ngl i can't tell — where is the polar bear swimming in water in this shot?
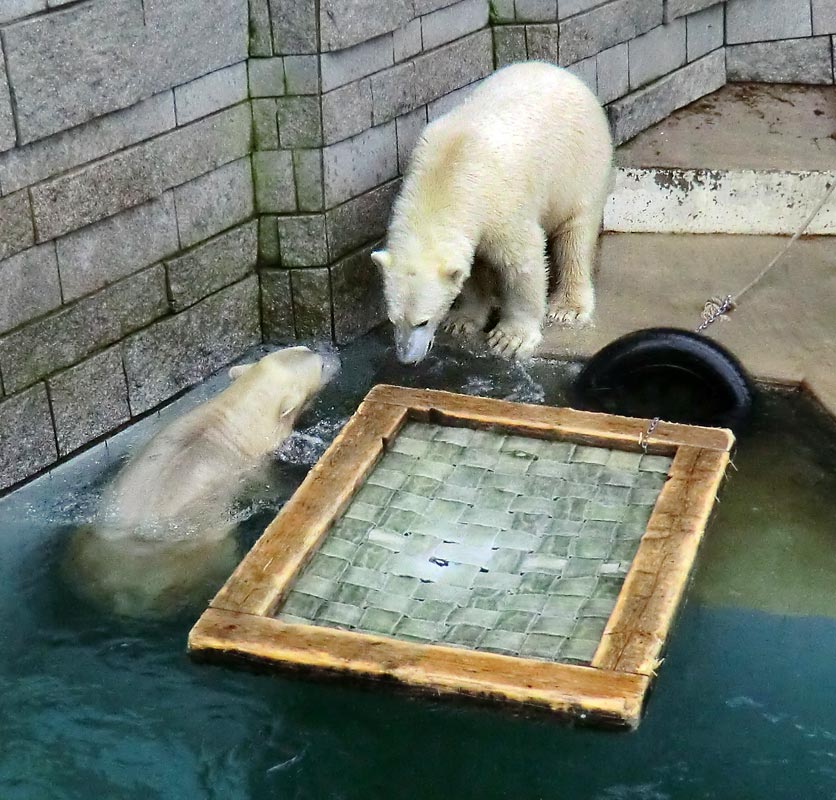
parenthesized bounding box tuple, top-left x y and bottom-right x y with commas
(372, 61, 613, 363)
(65, 346, 339, 619)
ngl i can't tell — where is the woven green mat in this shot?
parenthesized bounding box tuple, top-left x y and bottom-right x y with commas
(276, 422, 672, 664)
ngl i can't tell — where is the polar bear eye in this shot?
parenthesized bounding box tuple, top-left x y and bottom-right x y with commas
(416, 320, 429, 328)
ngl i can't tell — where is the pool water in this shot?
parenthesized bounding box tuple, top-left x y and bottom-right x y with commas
(3, 330, 836, 799)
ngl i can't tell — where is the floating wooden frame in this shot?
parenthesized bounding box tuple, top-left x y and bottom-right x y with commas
(188, 385, 733, 729)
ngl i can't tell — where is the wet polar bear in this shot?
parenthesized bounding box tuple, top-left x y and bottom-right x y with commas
(372, 61, 613, 363)
(65, 346, 338, 619)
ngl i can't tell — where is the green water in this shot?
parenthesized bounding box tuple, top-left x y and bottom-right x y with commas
(2, 330, 836, 799)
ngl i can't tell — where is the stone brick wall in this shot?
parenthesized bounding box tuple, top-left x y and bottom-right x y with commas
(0, 0, 258, 491)
(250, 0, 494, 347)
(1, 0, 833, 492)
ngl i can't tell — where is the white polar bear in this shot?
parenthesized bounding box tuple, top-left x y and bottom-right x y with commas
(372, 61, 613, 363)
(64, 346, 339, 618)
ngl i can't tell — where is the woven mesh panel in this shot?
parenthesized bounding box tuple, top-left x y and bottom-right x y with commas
(275, 422, 672, 664)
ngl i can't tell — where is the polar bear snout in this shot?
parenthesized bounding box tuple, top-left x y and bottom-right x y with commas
(394, 321, 435, 364)
(318, 350, 341, 385)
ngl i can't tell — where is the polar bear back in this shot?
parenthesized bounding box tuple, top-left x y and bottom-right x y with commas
(402, 62, 613, 238)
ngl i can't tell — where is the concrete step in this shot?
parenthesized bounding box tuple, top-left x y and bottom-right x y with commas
(540, 231, 836, 415)
(604, 84, 836, 236)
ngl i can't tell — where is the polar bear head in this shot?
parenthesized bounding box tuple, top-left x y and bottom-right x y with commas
(228, 346, 340, 427)
(371, 241, 469, 365)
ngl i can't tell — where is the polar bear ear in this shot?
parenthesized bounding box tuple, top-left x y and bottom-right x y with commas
(443, 264, 467, 287)
(229, 363, 254, 380)
(371, 250, 392, 270)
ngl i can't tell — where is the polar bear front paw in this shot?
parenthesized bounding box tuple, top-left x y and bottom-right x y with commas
(487, 322, 542, 360)
(443, 309, 483, 339)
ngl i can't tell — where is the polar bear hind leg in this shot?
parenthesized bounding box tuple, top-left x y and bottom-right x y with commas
(548, 208, 600, 325)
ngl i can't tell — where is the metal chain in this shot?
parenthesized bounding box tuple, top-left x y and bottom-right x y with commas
(639, 417, 660, 453)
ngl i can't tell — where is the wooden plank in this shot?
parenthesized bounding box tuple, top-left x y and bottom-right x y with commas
(366, 385, 735, 453)
(591, 446, 730, 676)
(208, 401, 407, 616)
(189, 607, 650, 729)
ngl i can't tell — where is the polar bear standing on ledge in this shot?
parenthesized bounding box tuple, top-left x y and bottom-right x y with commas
(372, 62, 613, 363)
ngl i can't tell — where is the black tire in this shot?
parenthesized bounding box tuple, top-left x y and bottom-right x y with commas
(573, 328, 754, 433)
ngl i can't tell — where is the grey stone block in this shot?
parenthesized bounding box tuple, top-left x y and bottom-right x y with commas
(258, 216, 281, 266)
(252, 99, 280, 149)
(0, 92, 175, 195)
(427, 80, 484, 120)
(261, 269, 296, 342)
(249, 0, 273, 56)
(0, 244, 61, 336)
(277, 96, 323, 148)
(686, 3, 724, 61)
(0, 41, 15, 154)
(249, 57, 286, 97)
(415, 0, 461, 12)
(0, 265, 168, 394)
(664, 0, 721, 22)
(30, 104, 250, 241)
(493, 26, 528, 68)
(334, 247, 387, 342)
(166, 220, 258, 310)
(278, 215, 329, 267)
(290, 269, 333, 340)
(0, 384, 56, 491)
(0, 191, 35, 261)
(0, 1, 46, 25)
(142, 0, 249, 97)
(421, 0, 490, 51)
(253, 150, 297, 213)
(174, 63, 248, 125)
(813, 0, 836, 34)
(525, 24, 559, 62)
(560, 0, 662, 65)
(371, 63, 417, 125)
(320, 33, 395, 93)
(727, 37, 834, 84)
(320, 0, 413, 52)
(123, 276, 260, 415)
(558, 0, 601, 19)
(284, 55, 320, 95)
(48, 347, 130, 456)
(293, 149, 325, 212)
(174, 157, 255, 249)
(608, 48, 725, 144)
(2, 0, 143, 144)
(331, 244, 386, 343)
(726, 0, 812, 44)
(322, 121, 398, 207)
(4, 0, 247, 144)
(596, 42, 629, 104)
(628, 19, 686, 90)
(413, 30, 493, 106)
(270, 0, 317, 54)
(394, 18, 423, 62)
(56, 194, 178, 302)
(489, 0, 515, 22)
(514, 0, 557, 22)
(326, 179, 400, 260)
(396, 107, 428, 172)
(566, 56, 598, 93)
(322, 79, 374, 144)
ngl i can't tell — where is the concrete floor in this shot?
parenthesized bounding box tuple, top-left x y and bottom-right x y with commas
(540, 232, 836, 415)
(616, 83, 836, 172)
